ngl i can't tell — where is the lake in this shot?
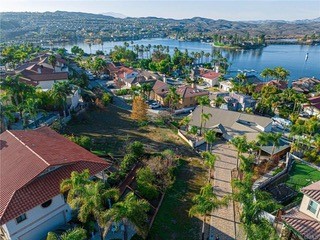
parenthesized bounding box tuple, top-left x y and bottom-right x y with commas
(50, 38, 320, 81)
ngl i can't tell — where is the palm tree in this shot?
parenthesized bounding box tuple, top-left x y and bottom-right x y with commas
(214, 96, 225, 108)
(230, 136, 250, 170)
(164, 87, 181, 110)
(201, 112, 212, 131)
(204, 129, 216, 151)
(268, 132, 282, 160)
(257, 132, 270, 162)
(189, 184, 229, 240)
(48, 55, 57, 72)
(51, 81, 72, 117)
(179, 116, 190, 129)
(201, 151, 218, 182)
(236, 72, 247, 85)
(61, 170, 120, 240)
(21, 98, 41, 128)
(47, 228, 87, 240)
(260, 68, 273, 81)
(103, 192, 150, 240)
(196, 95, 210, 135)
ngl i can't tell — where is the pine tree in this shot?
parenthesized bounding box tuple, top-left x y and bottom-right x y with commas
(131, 96, 148, 122)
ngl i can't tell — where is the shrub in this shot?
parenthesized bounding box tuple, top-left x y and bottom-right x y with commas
(115, 89, 129, 96)
(120, 153, 137, 172)
(68, 135, 92, 150)
(101, 92, 113, 106)
(127, 141, 145, 158)
(136, 167, 159, 200)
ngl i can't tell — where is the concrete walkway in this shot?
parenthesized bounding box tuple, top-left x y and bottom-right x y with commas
(208, 141, 244, 240)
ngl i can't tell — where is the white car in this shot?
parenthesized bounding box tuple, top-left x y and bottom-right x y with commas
(149, 102, 160, 109)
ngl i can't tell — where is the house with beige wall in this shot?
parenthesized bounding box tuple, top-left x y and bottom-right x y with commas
(281, 180, 320, 240)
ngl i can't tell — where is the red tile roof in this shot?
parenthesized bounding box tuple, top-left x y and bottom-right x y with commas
(309, 96, 320, 104)
(301, 181, 320, 202)
(199, 69, 220, 80)
(0, 127, 109, 224)
(282, 207, 320, 240)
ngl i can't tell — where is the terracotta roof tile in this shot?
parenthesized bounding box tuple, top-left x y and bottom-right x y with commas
(301, 181, 320, 202)
(282, 207, 320, 240)
(0, 127, 109, 224)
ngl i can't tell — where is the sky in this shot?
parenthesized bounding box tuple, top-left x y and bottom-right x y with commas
(1, 0, 320, 21)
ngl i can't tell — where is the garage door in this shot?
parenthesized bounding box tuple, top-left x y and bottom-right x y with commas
(19, 212, 66, 240)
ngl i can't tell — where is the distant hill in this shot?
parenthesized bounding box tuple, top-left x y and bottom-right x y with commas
(101, 12, 127, 19)
(0, 11, 319, 43)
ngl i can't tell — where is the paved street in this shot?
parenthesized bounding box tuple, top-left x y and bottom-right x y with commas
(208, 141, 244, 240)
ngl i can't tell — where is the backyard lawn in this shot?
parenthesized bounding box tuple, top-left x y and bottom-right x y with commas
(65, 105, 207, 239)
(285, 160, 320, 192)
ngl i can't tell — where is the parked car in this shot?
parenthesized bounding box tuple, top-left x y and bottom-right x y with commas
(149, 102, 160, 109)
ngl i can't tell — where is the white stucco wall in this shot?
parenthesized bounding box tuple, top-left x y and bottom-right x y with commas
(300, 195, 320, 221)
(67, 89, 81, 110)
(37, 79, 68, 90)
(2, 194, 72, 240)
(256, 123, 272, 132)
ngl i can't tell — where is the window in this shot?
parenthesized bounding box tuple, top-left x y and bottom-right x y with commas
(41, 199, 52, 208)
(307, 200, 318, 214)
(16, 213, 27, 223)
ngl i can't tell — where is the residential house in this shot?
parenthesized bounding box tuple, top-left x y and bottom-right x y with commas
(219, 80, 233, 92)
(0, 127, 109, 240)
(303, 96, 320, 118)
(255, 80, 288, 92)
(150, 80, 169, 105)
(281, 180, 320, 240)
(189, 106, 273, 141)
(199, 68, 220, 87)
(14, 54, 69, 91)
(209, 92, 256, 111)
(188, 106, 290, 157)
(176, 86, 209, 108)
(226, 92, 257, 111)
(292, 77, 320, 94)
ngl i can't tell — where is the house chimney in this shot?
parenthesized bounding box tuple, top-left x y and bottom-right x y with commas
(124, 72, 127, 79)
(191, 82, 196, 89)
(163, 74, 166, 83)
(37, 68, 42, 74)
(215, 66, 219, 73)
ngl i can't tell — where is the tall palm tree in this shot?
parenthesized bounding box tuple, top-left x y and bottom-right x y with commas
(103, 192, 150, 240)
(204, 129, 216, 151)
(230, 136, 250, 170)
(51, 81, 72, 117)
(257, 132, 270, 162)
(196, 95, 210, 135)
(164, 87, 181, 110)
(189, 184, 229, 240)
(201, 151, 218, 182)
(201, 112, 212, 132)
(61, 170, 120, 240)
(269, 132, 282, 160)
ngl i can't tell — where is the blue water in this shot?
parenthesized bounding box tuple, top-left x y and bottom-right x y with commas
(50, 38, 320, 81)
